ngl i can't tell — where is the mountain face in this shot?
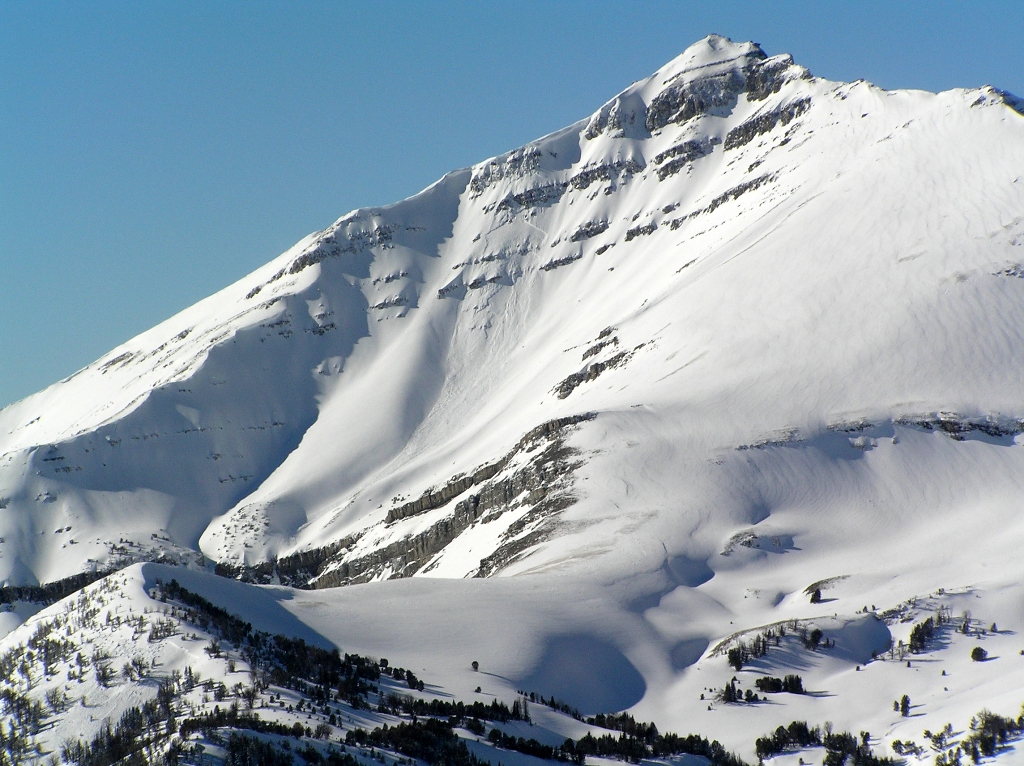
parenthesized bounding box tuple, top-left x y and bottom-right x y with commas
(2, 35, 1024, 763)
(3, 35, 1022, 590)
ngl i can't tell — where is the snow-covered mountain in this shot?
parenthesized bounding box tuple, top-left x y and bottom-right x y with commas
(3, 35, 1024, 765)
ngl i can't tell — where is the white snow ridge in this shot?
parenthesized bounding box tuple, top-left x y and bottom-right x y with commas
(3, 35, 1024, 766)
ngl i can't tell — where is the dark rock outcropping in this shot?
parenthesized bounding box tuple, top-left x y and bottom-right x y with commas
(647, 69, 746, 133)
(495, 182, 568, 213)
(569, 220, 609, 242)
(895, 414, 1024, 440)
(287, 223, 398, 276)
(653, 137, 718, 181)
(386, 413, 596, 525)
(568, 159, 644, 191)
(470, 147, 543, 197)
(318, 413, 596, 586)
(724, 98, 811, 150)
(645, 49, 806, 134)
(625, 223, 657, 242)
(668, 173, 778, 229)
(555, 351, 631, 398)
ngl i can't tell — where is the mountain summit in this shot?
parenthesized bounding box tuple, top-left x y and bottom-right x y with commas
(3, 34, 1024, 590)
(2, 36, 1023, 589)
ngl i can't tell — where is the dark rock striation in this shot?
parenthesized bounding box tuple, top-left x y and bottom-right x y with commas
(541, 254, 583, 272)
(318, 413, 596, 585)
(653, 137, 718, 181)
(744, 55, 805, 101)
(470, 148, 543, 197)
(647, 69, 747, 133)
(724, 98, 811, 150)
(495, 182, 568, 213)
(645, 49, 806, 134)
(288, 224, 398, 276)
(625, 223, 657, 242)
(569, 220, 610, 243)
(555, 352, 631, 398)
(386, 413, 596, 525)
(895, 414, 1024, 440)
(568, 159, 644, 191)
(668, 173, 778, 229)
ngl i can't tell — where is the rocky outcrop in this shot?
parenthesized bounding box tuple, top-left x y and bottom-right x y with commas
(369, 296, 408, 310)
(703, 173, 778, 214)
(994, 263, 1024, 278)
(213, 536, 360, 587)
(645, 51, 807, 134)
(581, 336, 618, 361)
(568, 159, 644, 192)
(724, 98, 811, 150)
(895, 414, 1024, 440)
(386, 470, 496, 524)
(668, 173, 778, 228)
(653, 137, 718, 180)
(437, 281, 462, 299)
(646, 70, 747, 132)
(541, 254, 583, 272)
(316, 505, 484, 586)
(316, 413, 596, 586)
(569, 220, 609, 242)
(744, 55, 806, 101)
(555, 351, 630, 398)
(475, 491, 578, 578)
(495, 182, 568, 213)
(585, 94, 648, 140)
(470, 147, 543, 197)
(971, 86, 1024, 116)
(385, 413, 596, 525)
(287, 223, 398, 275)
(625, 223, 657, 242)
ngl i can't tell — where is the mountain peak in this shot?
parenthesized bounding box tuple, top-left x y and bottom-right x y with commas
(652, 34, 768, 82)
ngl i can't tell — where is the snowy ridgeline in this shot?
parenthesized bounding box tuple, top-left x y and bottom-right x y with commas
(1, 32, 1024, 765)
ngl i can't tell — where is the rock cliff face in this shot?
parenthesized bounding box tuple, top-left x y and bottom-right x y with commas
(1, 34, 1023, 602)
(216, 413, 596, 588)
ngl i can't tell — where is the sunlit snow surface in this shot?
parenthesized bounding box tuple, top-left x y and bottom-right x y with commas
(2, 35, 1024, 762)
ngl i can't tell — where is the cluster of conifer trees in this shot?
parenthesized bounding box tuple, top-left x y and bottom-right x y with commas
(754, 674, 804, 694)
(754, 722, 893, 765)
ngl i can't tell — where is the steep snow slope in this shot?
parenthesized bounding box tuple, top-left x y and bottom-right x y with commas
(3, 36, 1023, 592)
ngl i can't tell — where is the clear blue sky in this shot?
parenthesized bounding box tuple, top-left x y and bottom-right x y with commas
(2, 1, 1022, 409)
